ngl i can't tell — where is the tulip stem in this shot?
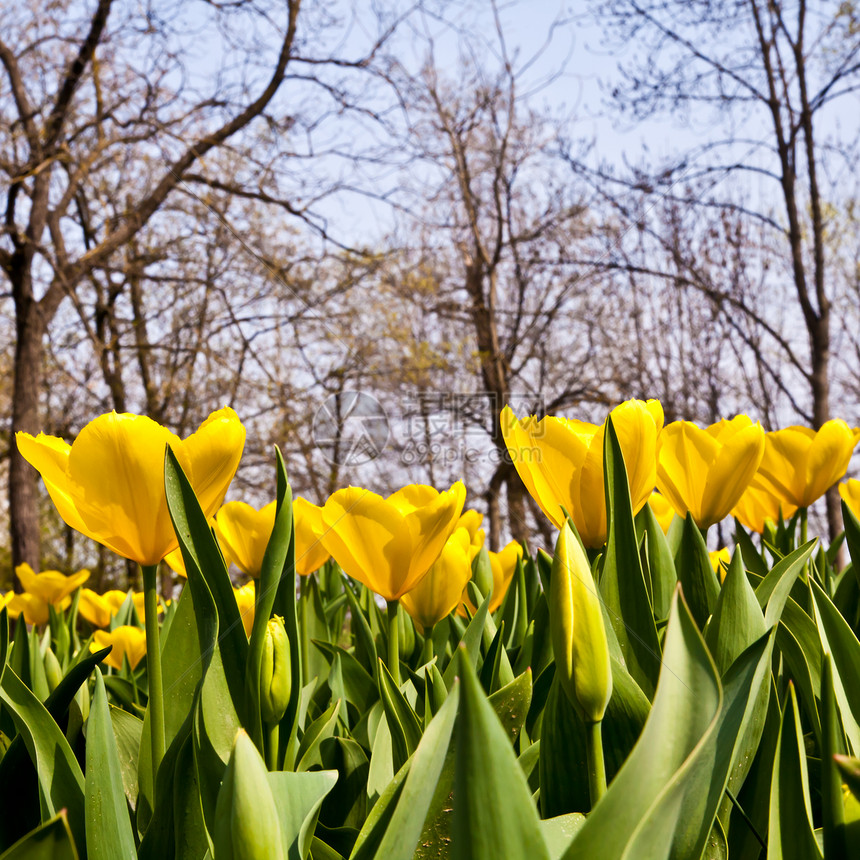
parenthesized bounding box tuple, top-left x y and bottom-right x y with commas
(387, 600, 401, 686)
(585, 719, 606, 808)
(142, 563, 165, 796)
(265, 722, 280, 771)
(421, 624, 435, 665)
(299, 576, 310, 684)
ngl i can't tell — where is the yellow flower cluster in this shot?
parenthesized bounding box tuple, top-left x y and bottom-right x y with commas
(10, 401, 860, 661)
(502, 402, 859, 540)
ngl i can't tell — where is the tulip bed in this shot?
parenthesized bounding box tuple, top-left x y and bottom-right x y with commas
(2, 403, 860, 859)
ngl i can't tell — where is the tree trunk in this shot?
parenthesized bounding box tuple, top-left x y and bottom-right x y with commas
(9, 291, 46, 572)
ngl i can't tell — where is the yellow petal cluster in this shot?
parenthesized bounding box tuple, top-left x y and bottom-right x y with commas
(657, 416, 765, 528)
(78, 588, 161, 628)
(321, 481, 466, 601)
(647, 491, 676, 534)
(732, 474, 798, 533)
(17, 408, 245, 566)
(501, 399, 664, 547)
(754, 420, 858, 509)
(401, 527, 473, 631)
(215, 500, 276, 578)
(92, 625, 147, 670)
(293, 498, 331, 576)
(234, 582, 256, 638)
(16, 563, 89, 604)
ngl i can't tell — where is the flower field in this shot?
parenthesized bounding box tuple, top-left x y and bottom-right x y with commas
(3, 400, 860, 858)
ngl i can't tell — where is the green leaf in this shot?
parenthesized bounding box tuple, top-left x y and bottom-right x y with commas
(820, 655, 848, 859)
(85, 671, 136, 858)
(562, 589, 721, 860)
(442, 590, 490, 690)
(767, 686, 822, 860)
(268, 770, 338, 860)
(541, 814, 586, 860)
(342, 582, 378, 679)
(377, 659, 422, 774)
(809, 576, 860, 754)
(297, 701, 341, 773)
(754, 541, 816, 625)
(452, 650, 549, 860)
(600, 417, 661, 698)
(313, 641, 377, 714)
(487, 669, 532, 743)
(109, 706, 143, 813)
(705, 547, 767, 675)
(164, 447, 248, 717)
(635, 503, 677, 621)
(372, 685, 459, 860)
(0, 669, 85, 852)
(0, 811, 78, 860)
(673, 513, 720, 630)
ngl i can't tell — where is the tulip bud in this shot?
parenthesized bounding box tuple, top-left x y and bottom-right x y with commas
(549, 522, 612, 723)
(213, 729, 286, 860)
(43, 647, 63, 693)
(471, 546, 494, 603)
(260, 615, 291, 725)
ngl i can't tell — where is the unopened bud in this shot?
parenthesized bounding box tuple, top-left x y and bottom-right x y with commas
(43, 647, 63, 693)
(471, 547, 494, 603)
(260, 615, 291, 724)
(550, 522, 612, 723)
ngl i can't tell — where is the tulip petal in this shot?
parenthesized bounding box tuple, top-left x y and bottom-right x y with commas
(803, 419, 856, 506)
(610, 400, 662, 514)
(182, 407, 246, 517)
(16, 432, 89, 533)
(215, 500, 276, 578)
(487, 540, 523, 613)
(657, 423, 719, 522)
(322, 487, 413, 601)
(701, 423, 764, 527)
(66, 412, 187, 566)
(756, 426, 814, 506)
(402, 481, 466, 593)
(293, 497, 330, 576)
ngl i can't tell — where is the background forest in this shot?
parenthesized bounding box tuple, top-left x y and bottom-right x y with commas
(2, 0, 859, 588)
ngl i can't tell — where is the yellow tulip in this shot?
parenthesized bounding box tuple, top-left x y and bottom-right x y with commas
(732, 474, 798, 533)
(17, 408, 245, 567)
(4, 592, 70, 625)
(656, 415, 765, 528)
(234, 582, 255, 638)
(459, 540, 523, 615)
(78, 588, 160, 627)
(457, 509, 486, 561)
(214, 500, 276, 578)
(15, 563, 89, 604)
(709, 548, 731, 582)
(401, 527, 473, 631)
(754, 420, 859, 509)
(163, 546, 188, 578)
(501, 399, 664, 547)
(321, 481, 466, 601)
(840, 479, 860, 520)
(647, 491, 676, 534)
(92, 625, 147, 670)
(293, 498, 331, 576)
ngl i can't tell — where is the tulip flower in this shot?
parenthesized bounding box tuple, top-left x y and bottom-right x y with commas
(457, 509, 486, 560)
(709, 548, 731, 582)
(754, 420, 859, 509)
(214, 500, 276, 578)
(501, 399, 664, 547)
(647, 491, 676, 534)
(656, 415, 765, 529)
(4, 592, 68, 625)
(78, 588, 161, 628)
(732, 474, 798, 533)
(401, 527, 473, 633)
(459, 540, 523, 616)
(321, 481, 466, 602)
(234, 582, 255, 638)
(92, 625, 147, 670)
(293, 498, 331, 576)
(16, 563, 89, 605)
(17, 407, 245, 567)
(840, 479, 860, 521)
